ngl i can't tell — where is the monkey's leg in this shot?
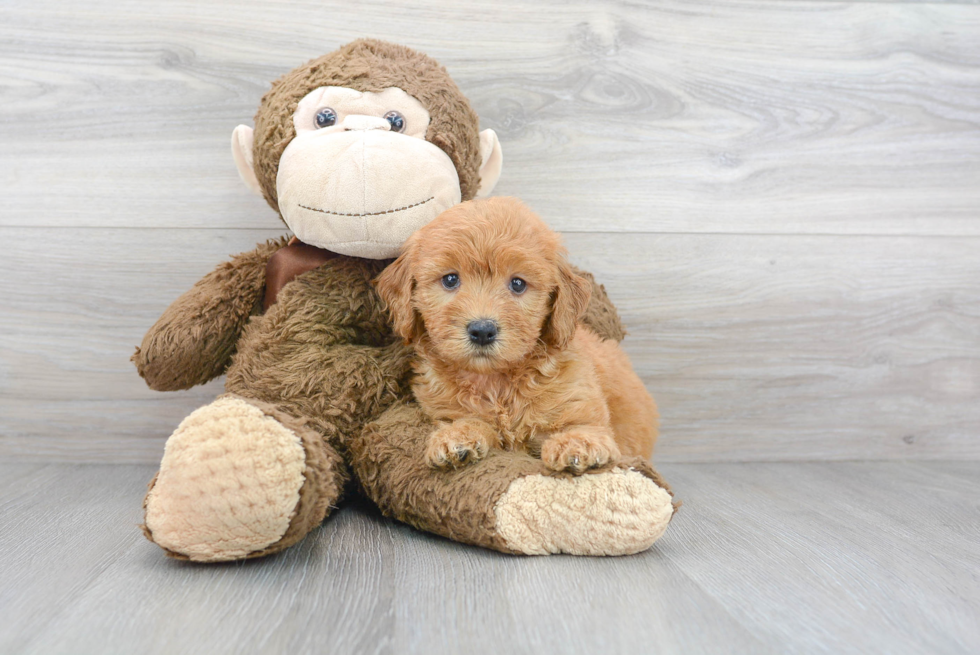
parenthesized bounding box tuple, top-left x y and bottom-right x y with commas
(141, 394, 346, 562)
(351, 401, 677, 556)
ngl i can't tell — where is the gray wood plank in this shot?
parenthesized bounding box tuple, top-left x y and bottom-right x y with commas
(587, 232, 980, 462)
(1, 1, 978, 235)
(0, 465, 772, 655)
(0, 465, 154, 654)
(2, 463, 977, 654)
(0, 463, 49, 493)
(659, 461, 980, 654)
(2, 227, 977, 463)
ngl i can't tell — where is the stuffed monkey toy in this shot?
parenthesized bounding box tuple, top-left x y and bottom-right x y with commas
(135, 39, 676, 562)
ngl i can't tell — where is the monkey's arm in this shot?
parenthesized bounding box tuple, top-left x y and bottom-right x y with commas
(133, 237, 288, 391)
(574, 267, 627, 342)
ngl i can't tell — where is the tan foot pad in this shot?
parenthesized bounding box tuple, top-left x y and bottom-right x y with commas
(143, 396, 306, 562)
(493, 467, 673, 556)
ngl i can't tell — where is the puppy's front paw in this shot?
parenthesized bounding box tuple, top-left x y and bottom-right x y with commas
(425, 420, 498, 469)
(540, 429, 621, 474)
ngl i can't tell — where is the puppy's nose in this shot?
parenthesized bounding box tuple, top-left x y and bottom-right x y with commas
(467, 319, 498, 346)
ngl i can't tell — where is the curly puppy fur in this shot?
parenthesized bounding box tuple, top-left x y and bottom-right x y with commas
(375, 197, 659, 473)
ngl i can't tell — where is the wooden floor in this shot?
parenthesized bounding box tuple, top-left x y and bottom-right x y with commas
(0, 462, 977, 655)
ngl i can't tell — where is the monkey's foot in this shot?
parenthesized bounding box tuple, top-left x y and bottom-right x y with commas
(355, 401, 676, 557)
(492, 465, 675, 556)
(142, 395, 344, 562)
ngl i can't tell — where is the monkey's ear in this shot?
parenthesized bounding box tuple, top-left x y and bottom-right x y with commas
(475, 129, 503, 198)
(541, 258, 592, 349)
(231, 125, 264, 197)
(374, 250, 425, 343)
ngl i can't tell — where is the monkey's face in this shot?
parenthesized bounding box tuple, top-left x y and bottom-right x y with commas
(274, 87, 463, 259)
(232, 54, 503, 260)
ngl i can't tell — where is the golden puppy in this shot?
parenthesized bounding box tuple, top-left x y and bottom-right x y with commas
(375, 197, 658, 473)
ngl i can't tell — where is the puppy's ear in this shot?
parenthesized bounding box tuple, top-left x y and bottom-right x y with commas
(374, 249, 424, 343)
(542, 258, 592, 348)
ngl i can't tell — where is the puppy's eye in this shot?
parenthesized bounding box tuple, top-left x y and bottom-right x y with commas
(315, 107, 337, 128)
(509, 277, 527, 294)
(384, 111, 406, 133)
(442, 273, 460, 290)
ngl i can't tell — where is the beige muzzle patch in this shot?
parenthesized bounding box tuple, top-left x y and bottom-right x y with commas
(276, 129, 461, 258)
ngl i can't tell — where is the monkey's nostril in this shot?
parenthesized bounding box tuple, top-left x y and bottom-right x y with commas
(467, 319, 498, 346)
(342, 114, 391, 132)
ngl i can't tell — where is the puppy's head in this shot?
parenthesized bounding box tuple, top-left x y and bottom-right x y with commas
(375, 197, 591, 372)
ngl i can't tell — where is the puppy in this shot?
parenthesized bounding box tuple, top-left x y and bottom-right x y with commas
(375, 197, 658, 473)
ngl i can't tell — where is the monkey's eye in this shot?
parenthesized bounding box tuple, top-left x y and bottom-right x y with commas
(442, 273, 460, 290)
(509, 278, 527, 294)
(384, 111, 406, 133)
(314, 107, 337, 128)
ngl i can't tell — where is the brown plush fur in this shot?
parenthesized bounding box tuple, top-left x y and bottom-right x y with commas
(138, 235, 642, 554)
(376, 198, 658, 474)
(133, 237, 287, 390)
(352, 400, 674, 554)
(252, 39, 483, 212)
(225, 257, 415, 451)
(136, 40, 673, 559)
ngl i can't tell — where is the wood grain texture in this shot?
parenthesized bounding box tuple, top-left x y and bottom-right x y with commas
(1, 0, 979, 235)
(2, 5, 977, 653)
(661, 461, 980, 654)
(2, 228, 977, 462)
(1, 1, 978, 463)
(0, 462, 976, 654)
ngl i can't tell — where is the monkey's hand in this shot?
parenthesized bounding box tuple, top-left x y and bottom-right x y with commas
(133, 237, 287, 391)
(574, 267, 626, 343)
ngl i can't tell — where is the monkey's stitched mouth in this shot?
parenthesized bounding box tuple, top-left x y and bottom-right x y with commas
(297, 197, 435, 218)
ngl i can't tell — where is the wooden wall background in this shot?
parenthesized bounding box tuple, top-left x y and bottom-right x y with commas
(1, 0, 978, 464)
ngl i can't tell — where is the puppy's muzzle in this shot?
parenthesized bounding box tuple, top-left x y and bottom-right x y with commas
(467, 319, 498, 347)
